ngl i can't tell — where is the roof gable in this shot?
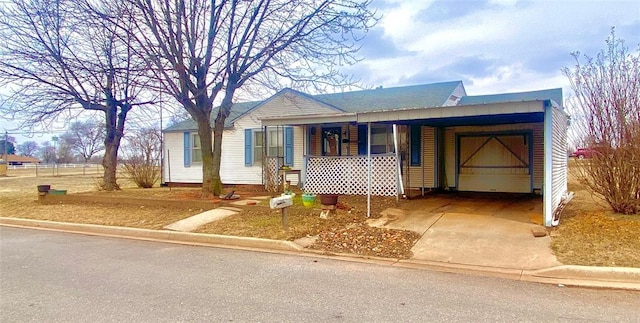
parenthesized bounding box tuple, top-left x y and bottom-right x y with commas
(230, 88, 345, 125)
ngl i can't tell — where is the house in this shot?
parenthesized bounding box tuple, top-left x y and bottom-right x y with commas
(163, 81, 569, 226)
(1, 154, 41, 165)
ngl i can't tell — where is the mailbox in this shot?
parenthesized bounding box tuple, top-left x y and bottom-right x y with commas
(270, 195, 293, 209)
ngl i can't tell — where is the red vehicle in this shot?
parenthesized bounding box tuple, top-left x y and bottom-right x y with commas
(572, 147, 594, 159)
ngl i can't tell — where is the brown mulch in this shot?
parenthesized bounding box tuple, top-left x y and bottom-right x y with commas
(196, 194, 421, 259)
(309, 222, 421, 259)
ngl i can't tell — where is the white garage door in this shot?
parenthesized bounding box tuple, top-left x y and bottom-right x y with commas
(458, 133, 532, 193)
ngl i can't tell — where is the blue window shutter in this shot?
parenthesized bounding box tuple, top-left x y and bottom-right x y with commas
(284, 127, 294, 166)
(183, 132, 191, 167)
(244, 129, 253, 166)
(410, 125, 421, 166)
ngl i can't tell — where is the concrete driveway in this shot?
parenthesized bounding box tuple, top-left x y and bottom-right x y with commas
(368, 192, 561, 270)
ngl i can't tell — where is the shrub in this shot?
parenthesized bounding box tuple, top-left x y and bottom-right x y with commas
(564, 29, 640, 214)
(121, 127, 161, 189)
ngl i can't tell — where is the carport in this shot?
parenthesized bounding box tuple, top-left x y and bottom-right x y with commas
(366, 191, 559, 270)
(262, 90, 569, 227)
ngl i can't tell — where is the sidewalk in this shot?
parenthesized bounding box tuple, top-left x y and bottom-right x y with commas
(2, 216, 639, 291)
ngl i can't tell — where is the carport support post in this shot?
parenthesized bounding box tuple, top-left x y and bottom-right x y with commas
(367, 122, 371, 218)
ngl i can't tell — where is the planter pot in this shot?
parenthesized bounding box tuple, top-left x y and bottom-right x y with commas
(319, 194, 339, 206)
(48, 189, 67, 195)
(37, 185, 51, 193)
(301, 194, 316, 207)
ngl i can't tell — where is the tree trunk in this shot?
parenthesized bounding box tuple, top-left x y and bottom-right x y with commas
(102, 139, 120, 191)
(197, 115, 217, 197)
(210, 113, 225, 195)
(100, 104, 127, 191)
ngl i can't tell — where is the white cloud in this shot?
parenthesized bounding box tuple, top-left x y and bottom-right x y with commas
(354, 0, 640, 96)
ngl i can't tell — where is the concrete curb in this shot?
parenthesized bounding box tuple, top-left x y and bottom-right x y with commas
(2, 217, 639, 291)
(522, 266, 640, 290)
(0, 217, 303, 253)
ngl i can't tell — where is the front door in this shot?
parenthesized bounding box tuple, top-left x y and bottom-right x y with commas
(322, 127, 341, 156)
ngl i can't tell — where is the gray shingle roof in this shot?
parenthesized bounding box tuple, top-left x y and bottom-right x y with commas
(311, 81, 463, 112)
(164, 101, 260, 132)
(164, 81, 462, 132)
(458, 88, 563, 107)
(165, 82, 562, 132)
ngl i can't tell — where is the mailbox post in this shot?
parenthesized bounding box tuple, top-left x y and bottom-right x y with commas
(269, 195, 293, 230)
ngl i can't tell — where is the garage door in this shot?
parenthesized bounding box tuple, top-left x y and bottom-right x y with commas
(458, 133, 532, 193)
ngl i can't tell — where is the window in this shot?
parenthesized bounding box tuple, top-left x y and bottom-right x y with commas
(268, 129, 284, 157)
(245, 127, 294, 167)
(191, 133, 202, 163)
(253, 130, 263, 163)
(183, 131, 205, 167)
(371, 125, 394, 154)
(357, 124, 396, 155)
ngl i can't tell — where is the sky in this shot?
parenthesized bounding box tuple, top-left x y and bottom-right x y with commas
(1, 0, 639, 146)
(351, 0, 639, 95)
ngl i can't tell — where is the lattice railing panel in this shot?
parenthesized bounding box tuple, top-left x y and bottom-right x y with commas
(304, 154, 398, 196)
(264, 156, 281, 192)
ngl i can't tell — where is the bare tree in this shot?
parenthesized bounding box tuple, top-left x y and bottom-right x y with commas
(39, 141, 56, 164)
(0, 0, 152, 190)
(60, 120, 106, 162)
(122, 127, 162, 188)
(56, 142, 74, 163)
(17, 141, 39, 157)
(124, 0, 376, 196)
(563, 28, 640, 215)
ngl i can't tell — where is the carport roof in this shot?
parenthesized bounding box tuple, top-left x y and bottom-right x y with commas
(459, 88, 563, 107)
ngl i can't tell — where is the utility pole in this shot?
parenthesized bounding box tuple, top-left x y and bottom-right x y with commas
(3, 131, 7, 160)
(159, 93, 164, 185)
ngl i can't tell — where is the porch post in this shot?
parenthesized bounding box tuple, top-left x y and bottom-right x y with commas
(367, 122, 371, 218)
(393, 124, 403, 200)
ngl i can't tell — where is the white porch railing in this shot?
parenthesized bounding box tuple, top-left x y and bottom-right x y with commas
(304, 154, 399, 196)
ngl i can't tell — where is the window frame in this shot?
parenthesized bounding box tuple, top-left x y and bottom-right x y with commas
(191, 133, 203, 163)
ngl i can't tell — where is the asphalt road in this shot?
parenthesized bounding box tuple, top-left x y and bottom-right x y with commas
(1, 227, 639, 322)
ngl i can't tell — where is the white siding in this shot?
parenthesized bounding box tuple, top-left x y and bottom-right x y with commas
(230, 92, 339, 185)
(551, 106, 569, 216)
(443, 122, 544, 191)
(163, 131, 212, 184)
(407, 126, 436, 188)
(532, 123, 544, 190)
(164, 92, 340, 185)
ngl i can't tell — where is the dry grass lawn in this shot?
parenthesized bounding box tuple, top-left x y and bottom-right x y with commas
(2, 164, 639, 265)
(550, 163, 640, 267)
(0, 172, 200, 229)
